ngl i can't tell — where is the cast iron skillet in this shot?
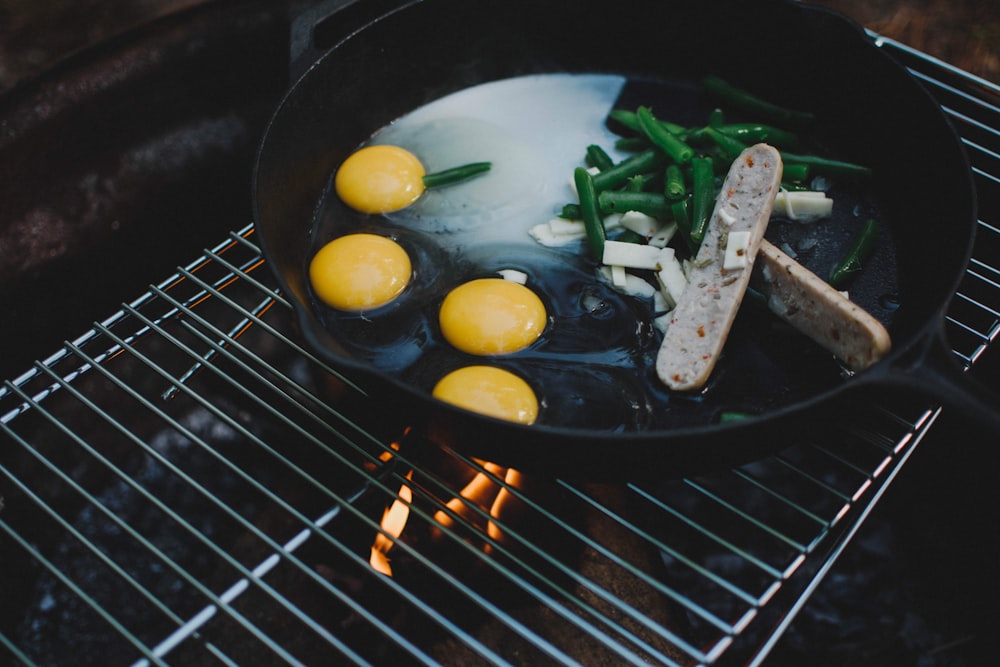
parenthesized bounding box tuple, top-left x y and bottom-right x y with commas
(254, 0, 998, 480)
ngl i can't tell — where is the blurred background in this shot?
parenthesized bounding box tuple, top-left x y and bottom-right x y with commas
(1, 1, 997, 665)
(0, 0, 1000, 91)
(1, 1, 997, 93)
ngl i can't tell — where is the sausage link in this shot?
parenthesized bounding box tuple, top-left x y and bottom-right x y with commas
(656, 143, 782, 391)
(755, 240, 891, 371)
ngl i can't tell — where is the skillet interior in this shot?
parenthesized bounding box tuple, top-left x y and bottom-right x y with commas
(253, 0, 975, 478)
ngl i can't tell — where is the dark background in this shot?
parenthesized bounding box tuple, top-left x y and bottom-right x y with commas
(1, 1, 997, 665)
(1, 0, 997, 93)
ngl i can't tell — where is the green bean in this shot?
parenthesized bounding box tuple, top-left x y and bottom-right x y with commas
(829, 218, 879, 287)
(585, 144, 614, 171)
(591, 148, 666, 192)
(681, 126, 713, 149)
(422, 162, 492, 188)
(563, 186, 669, 219)
(689, 156, 715, 246)
(559, 203, 582, 220)
(614, 136, 649, 152)
(626, 173, 649, 192)
(597, 190, 673, 219)
(781, 163, 811, 182)
(664, 163, 686, 201)
(717, 123, 799, 148)
(670, 197, 698, 255)
(698, 126, 748, 163)
(708, 108, 725, 128)
(574, 167, 606, 260)
(702, 75, 816, 125)
(609, 109, 686, 136)
(608, 108, 642, 132)
(636, 106, 694, 165)
(780, 151, 872, 178)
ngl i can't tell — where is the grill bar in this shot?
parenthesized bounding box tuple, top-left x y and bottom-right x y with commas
(4, 356, 360, 665)
(2, 36, 999, 666)
(92, 250, 568, 664)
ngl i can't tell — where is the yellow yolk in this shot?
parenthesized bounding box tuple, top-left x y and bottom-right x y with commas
(309, 233, 411, 311)
(433, 366, 538, 424)
(335, 145, 426, 214)
(439, 278, 546, 355)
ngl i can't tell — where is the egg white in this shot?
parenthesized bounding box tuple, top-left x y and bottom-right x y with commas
(371, 74, 628, 248)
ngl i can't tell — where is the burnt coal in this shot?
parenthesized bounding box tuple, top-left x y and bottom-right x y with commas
(13, 408, 259, 665)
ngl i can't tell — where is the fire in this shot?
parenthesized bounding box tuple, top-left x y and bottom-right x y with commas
(369, 456, 525, 576)
(433, 461, 506, 529)
(369, 469, 413, 577)
(432, 462, 523, 551)
(486, 467, 523, 546)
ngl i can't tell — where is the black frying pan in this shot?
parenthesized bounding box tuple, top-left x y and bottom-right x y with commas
(253, 0, 998, 480)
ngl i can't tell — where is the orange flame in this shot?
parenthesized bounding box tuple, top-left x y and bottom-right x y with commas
(433, 460, 506, 529)
(363, 433, 405, 474)
(486, 467, 523, 547)
(369, 469, 413, 577)
(369, 445, 525, 576)
(432, 461, 523, 549)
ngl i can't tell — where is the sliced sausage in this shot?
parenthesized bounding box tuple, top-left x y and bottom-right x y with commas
(755, 240, 891, 371)
(656, 143, 783, 391)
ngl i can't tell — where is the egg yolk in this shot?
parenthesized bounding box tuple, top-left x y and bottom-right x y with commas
(335, 145, 426, 214)
(439, 278, 546, 355)
(433, 366, 538, 424)
(309, 233, 411, 311)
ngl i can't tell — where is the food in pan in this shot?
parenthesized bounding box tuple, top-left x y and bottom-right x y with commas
(307, 73, 894, 430)
(432, 365, 539, 424)
(548, 77, 890, 391)
(335, 144, 491, 215)
(309, 233, 412, 310)
(438, 278, 547, 355)
(335, 145, 426, 214)
(755, 239, 891, 371)
(656, 143, 783, 391)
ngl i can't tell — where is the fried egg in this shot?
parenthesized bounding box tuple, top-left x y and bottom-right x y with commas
(309, 233, 411, 310)
(334, 144, 426, 214)
(439, 278, 547, 355)
(432, 366, 538, 424)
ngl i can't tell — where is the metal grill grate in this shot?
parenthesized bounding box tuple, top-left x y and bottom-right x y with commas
(2, 37, 998, 666)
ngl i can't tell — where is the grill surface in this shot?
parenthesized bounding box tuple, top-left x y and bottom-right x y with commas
(1, 33, 999, 666)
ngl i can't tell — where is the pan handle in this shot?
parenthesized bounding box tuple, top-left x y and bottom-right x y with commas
(865, 325, 1000, 433)
(288, 0, 416, 81)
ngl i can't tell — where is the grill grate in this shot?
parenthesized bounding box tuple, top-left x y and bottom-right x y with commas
(2, 37, 999, 666)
